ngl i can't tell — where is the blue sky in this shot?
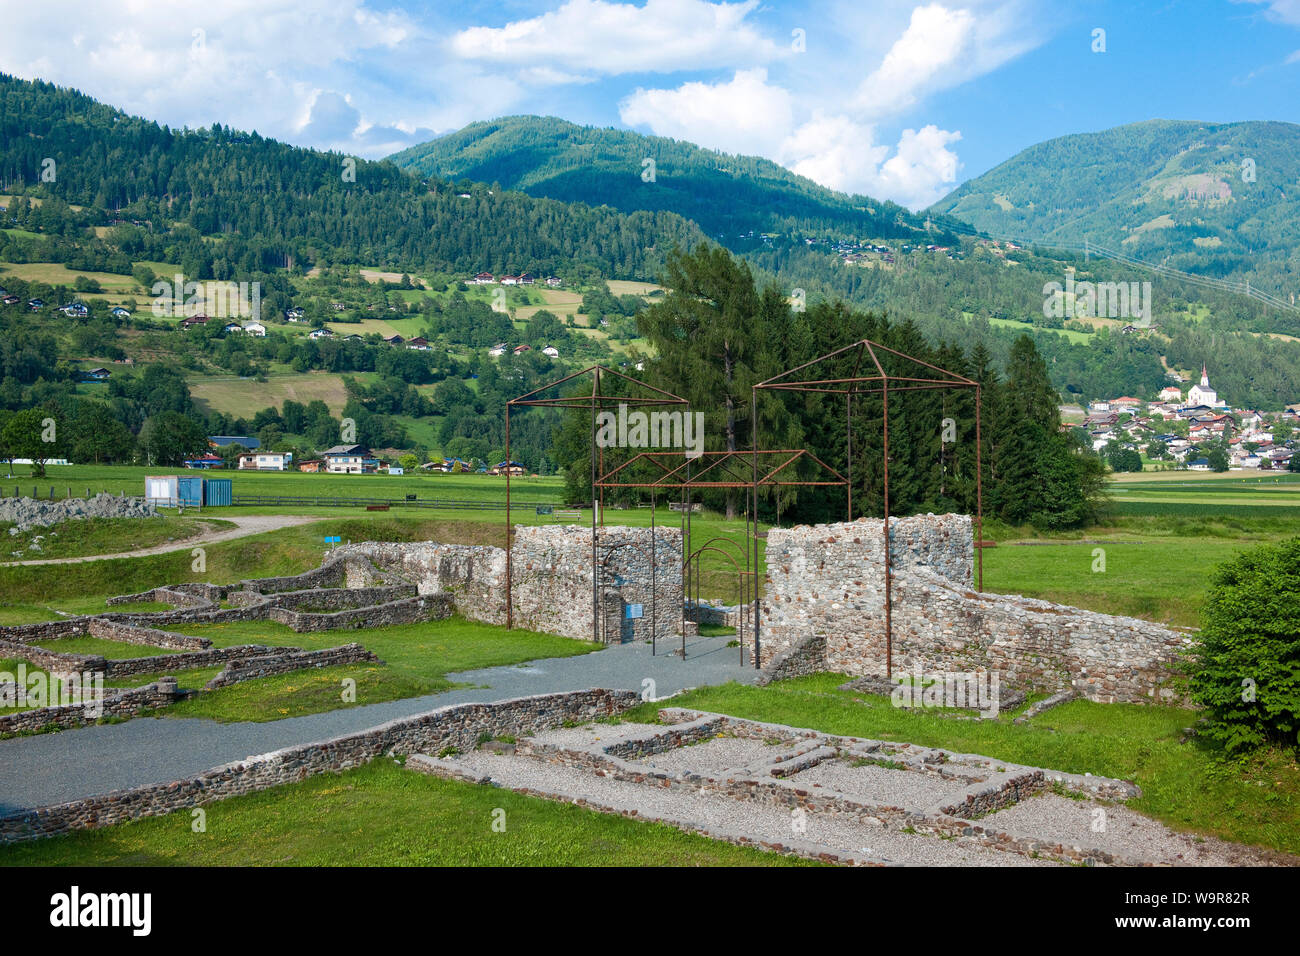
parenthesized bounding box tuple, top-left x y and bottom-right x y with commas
(2, 0, 1297, 208)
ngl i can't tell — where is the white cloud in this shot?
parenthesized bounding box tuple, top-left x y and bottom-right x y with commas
(0, 0, 442, 157)
(1236, 0, 1300, 26)
(782, 116, 962, 208)
(620, 69, 794, 156)
(854, 4, 976, 115)
(452, 0, 784, 76)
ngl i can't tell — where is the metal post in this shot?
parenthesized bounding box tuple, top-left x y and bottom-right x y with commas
(975, 384, 984, 592)
(505, 403, 512, 629)
(883, 380, 892, 680)
(650, 492, 657, 656)
(591, 372, 599, 645)
(682, 457, 691, 660)
(846, 390, 853, 520)
(752, 390, 761, 669)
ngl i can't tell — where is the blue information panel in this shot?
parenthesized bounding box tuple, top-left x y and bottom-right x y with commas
(625, 604, 644, 620)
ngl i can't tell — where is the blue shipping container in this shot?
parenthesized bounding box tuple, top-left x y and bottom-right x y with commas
(203, 477, 232, 507)
(176, 476, 204, 507)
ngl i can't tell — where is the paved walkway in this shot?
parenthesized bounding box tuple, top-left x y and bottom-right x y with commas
(0, 514, 326, 566)
(0, 633, 758, 814)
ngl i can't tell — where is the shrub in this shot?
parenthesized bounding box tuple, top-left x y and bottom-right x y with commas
(1187, 538, 1300, 756)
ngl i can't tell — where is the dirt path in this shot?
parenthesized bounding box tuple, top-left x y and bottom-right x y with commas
(0, 514, 326, 567)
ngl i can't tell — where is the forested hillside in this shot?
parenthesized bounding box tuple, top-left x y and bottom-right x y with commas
(929, 119, 1300, 298)
(390, 115, 941, 244)
(0, 76, 701, 282)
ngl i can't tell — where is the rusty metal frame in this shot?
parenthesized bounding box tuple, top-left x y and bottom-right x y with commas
(504, 365, 688, 642)
(753, 338, 985, 679)
(594, 449, 847, 662)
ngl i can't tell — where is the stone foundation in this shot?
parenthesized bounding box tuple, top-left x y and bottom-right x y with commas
(0, 688, 637, 843)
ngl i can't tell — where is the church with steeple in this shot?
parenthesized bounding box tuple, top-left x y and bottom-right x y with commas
(1187, 364, 1219, 407)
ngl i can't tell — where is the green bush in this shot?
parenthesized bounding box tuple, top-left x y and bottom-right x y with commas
(1187, 538, 1300, 756)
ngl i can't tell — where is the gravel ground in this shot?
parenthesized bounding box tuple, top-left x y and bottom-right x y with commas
(985, 792, 1253, 865)
(788, 759, 973, 809)
(451, 747, 1055, 867)
(0, 634, 755, 813)
(629, 735, 784, 774)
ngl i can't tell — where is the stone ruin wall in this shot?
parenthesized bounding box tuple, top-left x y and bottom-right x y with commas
(760, 514, 1190, 704)
(334, 525, 683, 644)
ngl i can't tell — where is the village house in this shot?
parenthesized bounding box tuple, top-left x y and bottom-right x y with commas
(308, 327, 334, 339)
(406, 336, 431, 351)
(296, 458, 325, 473)
(322, 444, 374, 474)
(238, 451, 293, 471)
(110, 306, 131, 319)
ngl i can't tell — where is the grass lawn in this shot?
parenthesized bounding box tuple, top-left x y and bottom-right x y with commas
(0, 261, 138, 290)
(9, 463, 565, 503)
(980, 514, 1300, 627)
(188, 371, 350, 418)
(161, 616, 600, 722)
(0, 515, 230, 563)
(36, 635, 187, 659)
(0, 599, 173, 625)
(617, 674, 1300, 856)
(0, 759, 812, 866)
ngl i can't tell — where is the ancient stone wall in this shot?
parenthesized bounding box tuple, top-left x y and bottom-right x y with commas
(759, 514, 1189, 704)
(204, 643, 381, 689)
(0, 688, 637, 842)
(268, 594, 452, 633)
(102, 644, 298, 679)
(0, 678, 183, 736)
(87, 618, 211, 651)
(335, 525, 683, 643)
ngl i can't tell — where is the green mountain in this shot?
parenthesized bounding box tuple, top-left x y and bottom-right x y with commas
(929, 119, 1300, 297)
(0, 75, 701, 282)
(388, 115, 938, 244)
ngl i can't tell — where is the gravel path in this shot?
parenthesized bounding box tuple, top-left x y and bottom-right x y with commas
(789, 759, 973, 808)
(445, 740, 1054, 867)
(0, 633, 758, 813)
(984, 792, 1253, 865)
(630, 736, 782, 774)
(0, 514, 326, 566)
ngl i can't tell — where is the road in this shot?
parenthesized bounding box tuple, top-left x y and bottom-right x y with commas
(0, 514, 326, 566)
